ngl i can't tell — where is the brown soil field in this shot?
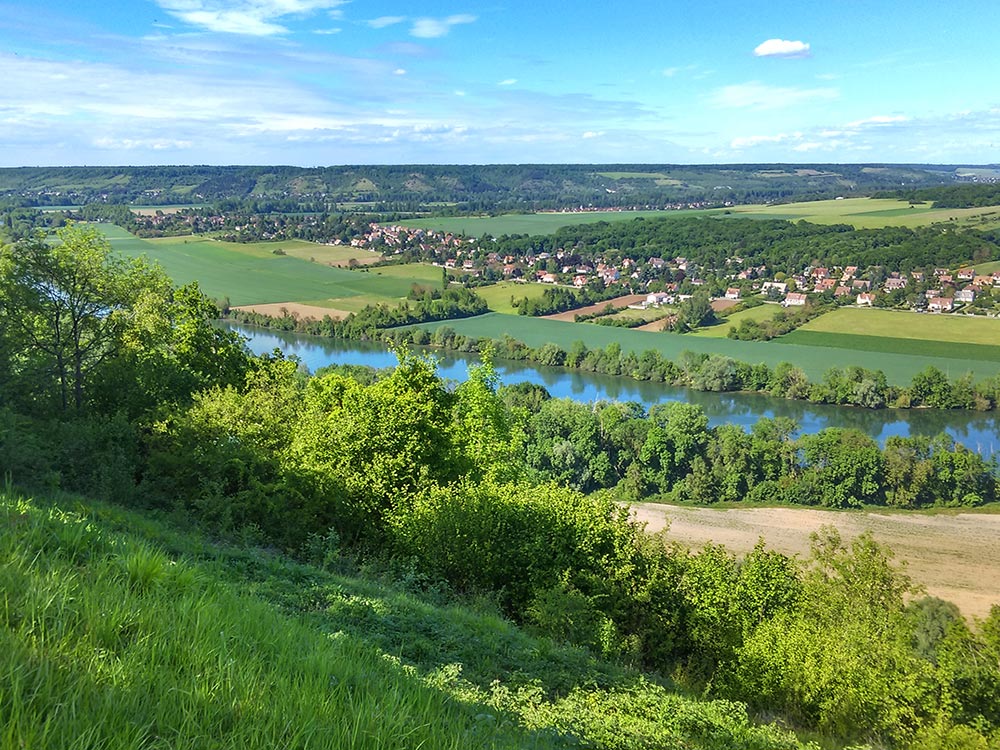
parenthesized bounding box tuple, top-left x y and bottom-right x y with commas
(710, 299, 739, 312)
(635, 318, 671, 331)
(543, 294, 648, 322)
(232, 302, 349, 320)
(632, 503, 1000, 620)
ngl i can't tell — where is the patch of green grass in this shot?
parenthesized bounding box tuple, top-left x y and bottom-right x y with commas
(397, 210, 714, 237)
(799, 307, 1000, 346)
(97, 224, 421, 306)
(1, 488, 809, 750)
(691, 304, 781, 339)
(368, 262, 447, 284)
(416, 313, 1000, 382)
(475, 282, 550, 314)
(777, 330, 1000, 363)
(726, 197, 1000, 229)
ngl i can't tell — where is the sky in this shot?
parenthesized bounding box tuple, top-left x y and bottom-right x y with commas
(1, 0, 999, 166)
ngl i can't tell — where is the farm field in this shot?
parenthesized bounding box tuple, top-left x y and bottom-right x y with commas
(146, 233, 382, 267)
(396, 209, 709, 237)
(475, 280, 551, 314)
(633, 502, 1000, 619)
(691, 303, 782, 338)
(542, 294, 648, 322)
(726, 197, 1000, 229)
(98, 224, 421, 307)
(779, 331, 1000, 363)
(797, 307, 1000, 344)
(416, 313, 998, 382)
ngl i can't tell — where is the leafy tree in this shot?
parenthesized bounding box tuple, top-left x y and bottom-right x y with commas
(0, 224, 167, 413)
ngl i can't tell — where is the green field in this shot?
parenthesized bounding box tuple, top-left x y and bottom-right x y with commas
(778, 330, 1000, 363)
(474, 281, 551, 314)
(398, 198, 1000, 238)
(798, 307, 1000, 346)
(416, 313, 1000, 382)
(727, 197, 1000, 229)
(397, 209, 710, 237)
(691, 304, 782, 338)
(99, 224, 423, 307)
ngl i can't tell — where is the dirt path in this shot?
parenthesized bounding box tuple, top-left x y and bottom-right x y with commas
(232, 302, 349, 320)
(631, 503, 1000, 619)
(542, 294, 648, 321)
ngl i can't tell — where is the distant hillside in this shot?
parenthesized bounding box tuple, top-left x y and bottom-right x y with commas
(0, 163, 969, 211)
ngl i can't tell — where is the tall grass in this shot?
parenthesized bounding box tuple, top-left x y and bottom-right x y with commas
(1, 488, 809, 749)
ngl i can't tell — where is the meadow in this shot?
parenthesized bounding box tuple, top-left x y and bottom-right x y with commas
(418, 312, 998, 382)
(99, 224, 430, 309)
(725, 197, 1000, 229)
(1, 487, 808, 750)
(474, 281, 551, 314)
(399, 198, 1000, 238)
(396, 209, 709, 237)
(779, 307, 1000, 362)
(691, 304, 782, 338)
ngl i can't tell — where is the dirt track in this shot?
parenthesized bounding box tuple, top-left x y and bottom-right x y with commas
(632, 503, 1000, 620)
(542, 294, 648, 321)
(232, 302, 349, 320)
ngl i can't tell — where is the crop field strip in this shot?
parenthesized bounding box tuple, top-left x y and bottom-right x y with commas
(99, 224, 427, 307)
(400, 198, 1000, 237)
(797, 307, 1000, 346)
(416, 313, 999, 382)
(690, 304, 783, 338)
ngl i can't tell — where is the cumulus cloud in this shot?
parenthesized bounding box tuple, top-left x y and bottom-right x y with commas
(498, 78, 517, 86)
(753, 39, 811, 58)
(368, 16, 405, 29)
(410, 14, 476, 39)
(155, 0, 347, 36)
(710, 81, 837, 109)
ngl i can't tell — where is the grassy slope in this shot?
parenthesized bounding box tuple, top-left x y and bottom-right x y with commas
(98, 224, 424, 307)
(417, 313, 999, 382)
(396, 209, 713, 237)
(1, 488, 805, 750)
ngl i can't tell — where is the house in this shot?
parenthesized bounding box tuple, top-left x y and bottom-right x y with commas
(955, 288, 976, 304)
(648, 257, 667, 270)
(910, 271, 925, 282)
(761, 281, 787, 295)
(841, 266, 858, 281)
(856, 293, 875, 306)
(810, 267, 830, 280)
(573, 275, 589, 288)
(784, 292, 808, 307)
(646, 292, 671, 307)
(957, 268, 976, 281)
(852, 279, 871, 290)
(815, 278, 837, 292)
(885, 277, 908, 291)
(928, 296, 954, 312)
(540, 272, 558, 284)
(834, 285, 852, 297)
(724, 287, 741, 300)
(974, 275, 992, 287)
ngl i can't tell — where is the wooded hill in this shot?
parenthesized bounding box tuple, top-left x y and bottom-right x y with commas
(0, 163, 968, 211)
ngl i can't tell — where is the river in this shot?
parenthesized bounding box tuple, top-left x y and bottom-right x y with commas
(230, 324, 1000, 457)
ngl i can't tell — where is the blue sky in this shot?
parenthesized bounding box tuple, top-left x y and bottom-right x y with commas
(1, 0, 998, 165)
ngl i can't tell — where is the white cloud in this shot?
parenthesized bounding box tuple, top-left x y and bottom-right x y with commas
(710, 81, 837, 109)
(498, 78, 517, 86)
(368, 16, 405, 29)
(846, 115, 909, 127)
(453, 90, 466, 96)
(753, 38, 811, 58)
(410, 14, 476, 39)
(313, 27, 341, 34)
(93, 136, 193, 151)
(582, 131, 603, 139)
(393, 68, 406, 75)
(155, 0, 347, 36)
